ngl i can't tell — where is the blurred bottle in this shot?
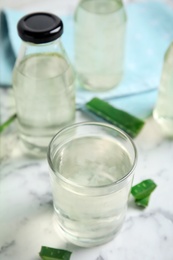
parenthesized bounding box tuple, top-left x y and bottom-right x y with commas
(153, 42, 173, 137)
(74, 0, 127, 92)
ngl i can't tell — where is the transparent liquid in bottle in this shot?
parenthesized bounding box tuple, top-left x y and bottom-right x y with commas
(153, 43, 173, 137)
(13, 53, 75, 154)
(74, 0, 127, 91)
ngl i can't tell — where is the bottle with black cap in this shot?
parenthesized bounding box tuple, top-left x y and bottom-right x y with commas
(12, 12, 75, 156)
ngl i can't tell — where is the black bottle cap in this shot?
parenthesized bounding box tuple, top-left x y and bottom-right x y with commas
(17, 12, 63, 44)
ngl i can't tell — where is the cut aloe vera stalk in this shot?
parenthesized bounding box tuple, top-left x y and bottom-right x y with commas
(0, 113, 17, 133)
(135, 195, 150, 208)
(85, 98, 145, 138)
(39, 246, 72, 260)
(131, 179, 157, 201)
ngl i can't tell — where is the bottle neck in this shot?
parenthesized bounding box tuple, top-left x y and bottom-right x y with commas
(22, 38, 62, 53)
(16, 38, 64, 63)
(15, 37, 70, 67)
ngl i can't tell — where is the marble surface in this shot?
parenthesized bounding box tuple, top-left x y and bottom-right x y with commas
(1, 87, 173, 260)
(1, 1, 173, 260)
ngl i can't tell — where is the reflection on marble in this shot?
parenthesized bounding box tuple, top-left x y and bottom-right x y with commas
(0, 88, 173, 260)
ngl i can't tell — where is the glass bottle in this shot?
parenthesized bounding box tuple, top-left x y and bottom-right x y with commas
(12, 13, 75, 156)
(153, 42, 173, 137)
(74, 0, 127, 92)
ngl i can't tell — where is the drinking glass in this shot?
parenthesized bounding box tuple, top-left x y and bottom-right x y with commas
(47, 122, 137, 247)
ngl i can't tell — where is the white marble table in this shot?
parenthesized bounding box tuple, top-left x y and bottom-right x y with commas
(1, 88, 173, 260)
(1, 1, 173, 260)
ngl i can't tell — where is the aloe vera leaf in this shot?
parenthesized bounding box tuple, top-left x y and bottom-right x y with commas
(39, 246, 72, 260)
(135, 195, 150, 208)
(86, 97, 145, 138)
(0, 114, 17, 133)
(131, 179, 157, 200)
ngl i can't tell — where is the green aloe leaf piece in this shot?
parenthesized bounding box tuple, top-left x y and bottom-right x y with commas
(86, 97, 145, 138)
(135, 195, 150, 208)
(39, 246, 72, 260)
(131, 179, 157, 200)
(0, 114, 17, 133)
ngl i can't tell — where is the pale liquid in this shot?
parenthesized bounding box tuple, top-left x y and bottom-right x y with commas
(153, 43, 173, 137)
(74, 0, 126, 91)
(51, 136, 133, 246)
(13, 53, 75, 154)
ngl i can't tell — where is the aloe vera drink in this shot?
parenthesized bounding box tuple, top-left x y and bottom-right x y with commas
(48, 123, 137, 247)
(153, 43, 173, 137)
(74, 0, 127, 91)
(13, 53, 75, 154)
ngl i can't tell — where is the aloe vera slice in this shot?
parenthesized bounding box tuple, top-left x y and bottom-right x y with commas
(85, 98, 145, 138)
(39, 246, 72, 260)
(0, 113, 17, 133)
(131, 179, 157, 200)
(135, 195, 150, 208)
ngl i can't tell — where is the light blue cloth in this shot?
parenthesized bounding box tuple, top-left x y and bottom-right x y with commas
(1, 1, 173, 118)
